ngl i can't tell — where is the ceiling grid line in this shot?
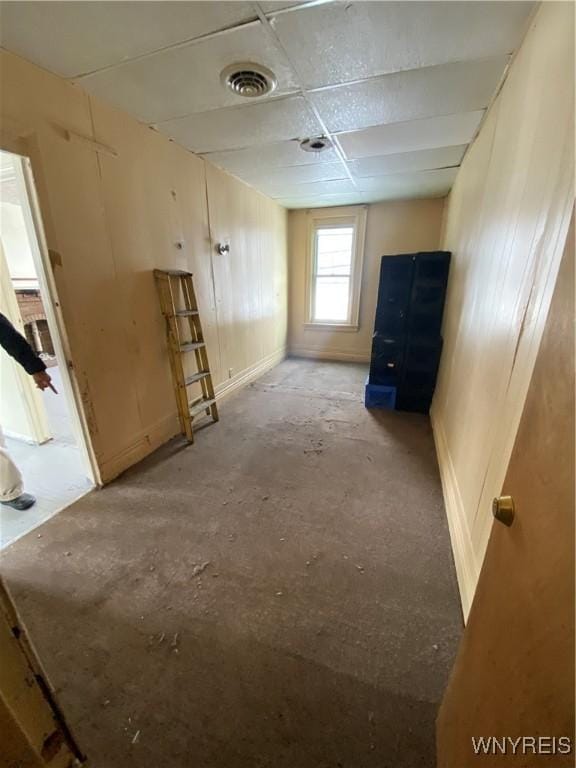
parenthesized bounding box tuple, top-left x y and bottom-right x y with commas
(150, 54, 507, 128)
(73, 1, 335, 82)
(252, 1, 359, 190)
(74, 18, 263, 81)
(305, 54, 515, 96)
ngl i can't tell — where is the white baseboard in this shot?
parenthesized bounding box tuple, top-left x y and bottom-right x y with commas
(430, 406, 479, 622)
(215, 347, 286, 402)
(289, 346, 370, 363)
(3, 429, 44, 445)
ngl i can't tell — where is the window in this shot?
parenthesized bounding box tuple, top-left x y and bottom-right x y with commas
(306, 206, 367, 330)
(313, 226, 354, 322)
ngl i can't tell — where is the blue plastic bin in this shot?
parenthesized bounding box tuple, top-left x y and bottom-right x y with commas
(364, 378, 397, 410)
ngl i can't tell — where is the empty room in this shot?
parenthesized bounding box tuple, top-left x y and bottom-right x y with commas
(0, 2, 573, 767)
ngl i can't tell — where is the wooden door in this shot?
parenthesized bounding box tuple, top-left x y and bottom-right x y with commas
(436, 214, 575, 766)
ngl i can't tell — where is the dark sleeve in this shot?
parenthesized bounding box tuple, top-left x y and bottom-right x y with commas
(0, 313, 46, 375)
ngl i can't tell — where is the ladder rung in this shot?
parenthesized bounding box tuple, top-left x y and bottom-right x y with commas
(184, 371, 210, 386)
(180, 341, 205, 352)
(154, 269, 192, 277)
(189, 398, 216, 418)
(173, 310, 199, 317)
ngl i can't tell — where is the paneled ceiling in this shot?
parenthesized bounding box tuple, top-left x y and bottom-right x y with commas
(0, 1, 535, 208)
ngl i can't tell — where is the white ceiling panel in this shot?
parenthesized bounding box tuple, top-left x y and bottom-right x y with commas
(311, 57, 508, 133)
(261, 177, 357, 199)
(203, 140, 341, 175)
(349, 145, 466, 178)
(355, 168, 458, 195)
(240, 162, 347, 186)
(272, 1, 535, 88)
(279, 168, 457, 208)
(77, 22, 299, 123)
(160, 96, 320, 154)
(338, 111, 484, 160)
(0, 1, 258, 78)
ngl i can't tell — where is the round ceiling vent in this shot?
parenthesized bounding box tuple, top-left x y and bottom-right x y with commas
(221, 63, 277, 98)
(300, 136, 333, 153)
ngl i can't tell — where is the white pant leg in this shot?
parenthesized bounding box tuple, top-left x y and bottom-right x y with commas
(0, 426, 23, 502)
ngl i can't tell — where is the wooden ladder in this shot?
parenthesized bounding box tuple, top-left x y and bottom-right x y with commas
(154, 269, 219, 443)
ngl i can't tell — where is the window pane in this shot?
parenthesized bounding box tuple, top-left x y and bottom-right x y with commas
(315, 227, 354, 276)
(314, 276, 350, 322)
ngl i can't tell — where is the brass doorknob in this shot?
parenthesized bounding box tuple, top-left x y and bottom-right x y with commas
(493, 495, 515, 527)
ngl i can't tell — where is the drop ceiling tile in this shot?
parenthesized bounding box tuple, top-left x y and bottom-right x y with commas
(160, 96, 320, 153)
(355, 168, 458, 196)
(311, 57, 508, 134)
(260, 177, 357, 199)
(77, 22, 299, 123)
(272, 1, 535, 88)
(349, 146, 467, 177)
(204, 140, 340, 174)
(0, 1, 258, 78)
(338, 111, 484, 159)
(240, 162, 347, 186)
(279, 167, 458, 208)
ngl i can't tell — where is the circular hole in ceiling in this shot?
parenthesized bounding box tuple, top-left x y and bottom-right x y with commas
(221, 63, 277, 98)
(300, 136, 333, 153)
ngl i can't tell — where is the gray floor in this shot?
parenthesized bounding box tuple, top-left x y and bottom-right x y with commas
(0, 366, 93, 548)
(0, 359, 462, 768)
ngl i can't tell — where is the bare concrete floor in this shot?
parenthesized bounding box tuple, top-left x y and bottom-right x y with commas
(1, 359, 462, 768)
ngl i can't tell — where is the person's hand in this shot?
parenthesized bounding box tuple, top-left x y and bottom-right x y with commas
(32, 371, 58, 393)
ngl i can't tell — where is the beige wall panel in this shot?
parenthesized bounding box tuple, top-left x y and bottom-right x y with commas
(0, 50, 288, 483)
(436, 215, 575, 768)
(205, 163, 288, 392)
(88, 101, 220, 438)
(0, 55, 143, 470)
(39, 131, 145, 472)
(258, 194, 288, 357)
(206, 162, 261, 380)
(431, 1, 574, 617)
(288, 198, 444, 361)
(0, 50, 92, 148)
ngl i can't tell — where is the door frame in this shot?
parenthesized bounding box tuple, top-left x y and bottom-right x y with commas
(0, 235, 51, 444)
(0, 576, 85, 765)
(6, 150, 99, 486)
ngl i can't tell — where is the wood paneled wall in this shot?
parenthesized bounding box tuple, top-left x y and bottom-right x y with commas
(436, 214, 575, 767)
(431, 1, 574, 617)
(288, 199, 444, 362)
(0, 51, 288, 483)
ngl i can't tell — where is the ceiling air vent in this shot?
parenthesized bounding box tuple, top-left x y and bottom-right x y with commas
(300, 136, 333, 153)
(221, 63, 277, 98)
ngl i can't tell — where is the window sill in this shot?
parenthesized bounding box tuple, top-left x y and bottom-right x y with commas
(303, 323, 359, 333)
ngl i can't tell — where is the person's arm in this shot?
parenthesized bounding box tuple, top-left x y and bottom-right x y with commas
(0, 313, 55, 391)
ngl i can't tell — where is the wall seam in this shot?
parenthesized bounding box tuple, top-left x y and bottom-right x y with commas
(202, 159, 224, 380)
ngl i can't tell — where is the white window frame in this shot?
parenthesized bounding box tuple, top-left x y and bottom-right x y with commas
(304, 205, 367, 331)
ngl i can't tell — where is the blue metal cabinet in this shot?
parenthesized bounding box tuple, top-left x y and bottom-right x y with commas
(366, 250, 451, 413)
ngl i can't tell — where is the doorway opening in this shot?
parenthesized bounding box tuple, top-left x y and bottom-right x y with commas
(0, 149, 95, 549)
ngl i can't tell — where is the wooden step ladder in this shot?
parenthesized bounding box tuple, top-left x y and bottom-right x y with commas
(154, 269, 218, 443)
